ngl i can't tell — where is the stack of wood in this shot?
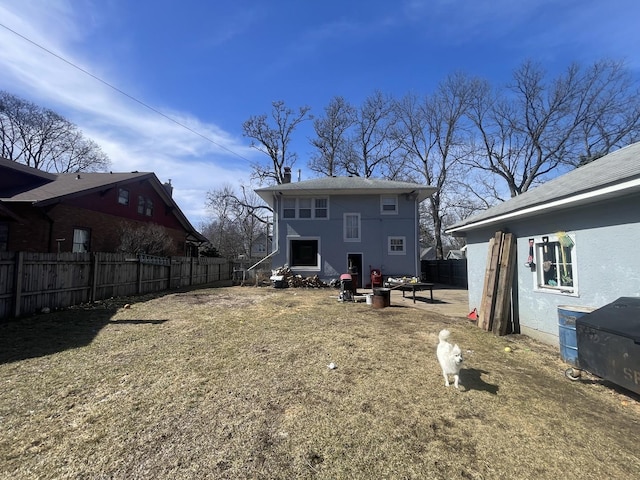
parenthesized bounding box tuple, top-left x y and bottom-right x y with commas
(479, 231, 517, 336)
(271, 266, 329, 288)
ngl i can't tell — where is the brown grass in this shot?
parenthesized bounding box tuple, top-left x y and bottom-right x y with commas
(1, 286, 639, 479)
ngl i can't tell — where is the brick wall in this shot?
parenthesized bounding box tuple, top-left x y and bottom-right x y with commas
(8, 203, 191, 255)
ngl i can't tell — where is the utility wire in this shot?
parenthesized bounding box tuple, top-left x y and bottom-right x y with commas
(0, 22, 253, 164)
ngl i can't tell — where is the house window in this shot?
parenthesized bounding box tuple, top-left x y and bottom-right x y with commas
(388, 236, 406, 255)
(314, 198, 328, 218)
(290, 238, 319, 268)
(344, 213, 361, 242)
(298, 198, 312, 218)
(0, 222, 8, 251)
(137, 196, 153, 216)
(283, 198, 296, 218)
(72, 228, 90, 253)
(281, 197, 329, 219)
(533, 233, 577, 294)
(118, 188, 129, 205)
(381, 195, 398, 214)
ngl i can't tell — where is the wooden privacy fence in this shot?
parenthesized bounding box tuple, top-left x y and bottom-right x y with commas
(0, 252, 231, 320)
(421, 259, 468, 287)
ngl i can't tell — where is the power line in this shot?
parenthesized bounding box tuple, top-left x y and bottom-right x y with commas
(0, 22, 253, 164)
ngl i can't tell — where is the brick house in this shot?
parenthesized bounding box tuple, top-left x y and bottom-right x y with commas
(0, 158, 207, 255)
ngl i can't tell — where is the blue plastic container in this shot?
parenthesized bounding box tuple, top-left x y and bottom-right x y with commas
(557, 305, 595, 366)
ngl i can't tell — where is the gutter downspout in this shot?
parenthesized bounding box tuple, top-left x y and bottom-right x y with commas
(248, 194, 279, 273)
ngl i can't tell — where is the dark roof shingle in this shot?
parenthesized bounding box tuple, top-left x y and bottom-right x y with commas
(447, 142, 640, 233)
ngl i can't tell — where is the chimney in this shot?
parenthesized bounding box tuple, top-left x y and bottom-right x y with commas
(283, 167, 291, 184)
(163, 179, 173, 197)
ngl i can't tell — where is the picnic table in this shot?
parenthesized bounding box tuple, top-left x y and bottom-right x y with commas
(386, 281, 435, 304)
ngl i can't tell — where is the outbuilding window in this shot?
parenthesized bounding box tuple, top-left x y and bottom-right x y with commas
(532, 232, 577, 294)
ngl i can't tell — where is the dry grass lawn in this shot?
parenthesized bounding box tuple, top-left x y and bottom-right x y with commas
(1, 285, 639, 479)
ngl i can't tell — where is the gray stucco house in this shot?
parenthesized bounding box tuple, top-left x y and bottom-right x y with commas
(255, 175, 436, 287)
(447, 142, 640, 346)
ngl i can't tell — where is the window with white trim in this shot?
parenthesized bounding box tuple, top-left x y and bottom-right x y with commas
(281, 197, 329, 219)
(72, 228, 90, 253)
(137, 195, 153, 216)
(298, 198, 312, 218)
(532, 233, 577, 294)
(344, 213, 361, 242)
(381, 195, 398, 214)
(388, 236, 406, 255)
(314, 198, 328, 218)
(289, 238, 320, 268)
(118, 188, 129, 205)
(283, 198, 296, 218)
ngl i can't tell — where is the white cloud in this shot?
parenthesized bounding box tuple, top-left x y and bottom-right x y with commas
(0, 0, 257, 227)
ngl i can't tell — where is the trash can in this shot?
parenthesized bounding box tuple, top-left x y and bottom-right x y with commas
(576, 297, 640, 395)
(372, 288, 391, 309)
(557, 305, 595, 366)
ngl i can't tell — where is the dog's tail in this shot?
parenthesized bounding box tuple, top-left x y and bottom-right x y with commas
(438, 329, 451, 343)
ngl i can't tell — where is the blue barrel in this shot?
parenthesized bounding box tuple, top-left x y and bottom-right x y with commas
(557, 305, 595, 366)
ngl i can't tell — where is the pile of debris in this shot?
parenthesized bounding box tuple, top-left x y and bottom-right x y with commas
(270, 266, 329, 288)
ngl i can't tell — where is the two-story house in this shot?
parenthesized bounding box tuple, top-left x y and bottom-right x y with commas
(255, 174, 436, 287)
(0, 157, 207, 255)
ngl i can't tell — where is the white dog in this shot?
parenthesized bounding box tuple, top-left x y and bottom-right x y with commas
(436, 329, 463, 388)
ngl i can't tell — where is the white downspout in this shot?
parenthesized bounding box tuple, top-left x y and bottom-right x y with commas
(248, 194, 279, 272)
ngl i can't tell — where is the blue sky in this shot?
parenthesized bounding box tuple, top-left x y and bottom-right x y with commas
(1, 0, 639, 227)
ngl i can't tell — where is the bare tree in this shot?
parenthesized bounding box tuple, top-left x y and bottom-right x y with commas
(574, 59, 640, 164)
(0, 91, 110, 172)
(395, 73, 477, 258)
(341, 90, 401, 178)
(308, 96, 355, 176)
(466, 59, 640, 199)
(204, 184, 272, 259)
(242, 100, 312, 185)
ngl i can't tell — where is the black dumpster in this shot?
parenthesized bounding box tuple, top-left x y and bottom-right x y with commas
(576, 297, 640, 395)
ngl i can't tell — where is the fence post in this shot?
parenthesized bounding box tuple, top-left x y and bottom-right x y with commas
(13, 251, 24, 318)
(190, 257, 196, 286)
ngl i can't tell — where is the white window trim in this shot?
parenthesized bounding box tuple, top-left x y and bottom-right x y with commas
(281, 197, 329, 220)
(314, 197, 329, 219)
(72, 228, 90, 253)
(118, 187, 129, 206)
(380, 195, 398, 215)
(287, 236, 321, 271)
(532, 233, 579, 297)
(388, 236, 406, 255)
(343, 213, 361, 242)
